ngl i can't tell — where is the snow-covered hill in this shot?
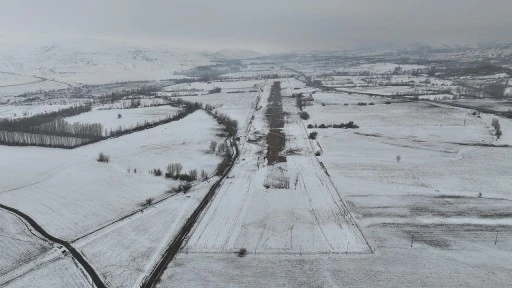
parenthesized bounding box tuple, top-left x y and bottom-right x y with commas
(0, 36, 214, 86)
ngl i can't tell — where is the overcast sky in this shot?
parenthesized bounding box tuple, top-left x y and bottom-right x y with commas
(1, 0, 512, 52)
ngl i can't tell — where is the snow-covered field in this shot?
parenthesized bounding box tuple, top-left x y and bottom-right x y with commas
(0, 210, 51, 277)
(0, 104, 71, 119)
(76, 180, 216, 288)
(65, 105, 180, 134)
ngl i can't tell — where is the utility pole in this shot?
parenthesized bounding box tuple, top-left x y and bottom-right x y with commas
(495, 231, 499, 245)
(410, 234, 414, 247)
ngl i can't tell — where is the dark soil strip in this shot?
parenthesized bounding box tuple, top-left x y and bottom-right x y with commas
(266, 81, 287, 165)
(141, 137, 240, 288)
(0, 203, 106, 288)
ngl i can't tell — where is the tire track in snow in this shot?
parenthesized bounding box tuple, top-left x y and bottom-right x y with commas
(294, 161, 336, 251)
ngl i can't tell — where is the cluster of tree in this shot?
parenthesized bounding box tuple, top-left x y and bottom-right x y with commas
(308, 121, 359, 129)
(206, 110, 238, 137)
(208, 87, 222, 94)
(391, 90, 447, 97)
(208, 140, 232, 156)
(164, 163, 201, 182)
(483, 82, 507, 98)
(0, 105, 92, 132)
(455, 85, 481, 97)
(0, 130, 91, 148)
(34, 119, 103, 139)
(0, 105, 102, 148)
(165, 163, 183, 178)
(455, 79, 507, 99)
(96, 85, 162, 104)
(130, 99, 142, 108)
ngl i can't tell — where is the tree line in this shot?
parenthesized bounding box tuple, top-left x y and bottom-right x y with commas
(0, 98, 240, 149)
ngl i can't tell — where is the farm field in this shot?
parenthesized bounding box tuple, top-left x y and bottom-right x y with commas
(65, 105, 180, 134)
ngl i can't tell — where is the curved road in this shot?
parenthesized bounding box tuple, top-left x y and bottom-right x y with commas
(0, 203, 107, 288)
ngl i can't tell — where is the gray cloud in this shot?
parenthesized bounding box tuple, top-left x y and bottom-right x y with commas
(1, 0, 512, 52)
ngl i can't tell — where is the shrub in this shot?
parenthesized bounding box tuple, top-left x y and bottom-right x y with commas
(179, 182, 192, 193)
(319, 124, 327, 129)
(117, 113, 122, 119)
(309, 131, 318, 140)
(208, 87, 222, 94)
(299, 111, 310, 120)
(97, 152, 110, 163)
(307, 124, 314, 129)
(345, 121, 359, 129)
(356, 102, 368, 106)
(153, 169, 162, 176)
(144, 198, 154, 206)
(396, 155, 401, 163)
(179, 174, 195, 182)
(369, 102, 375, 105)
(237, 248, 247, 257)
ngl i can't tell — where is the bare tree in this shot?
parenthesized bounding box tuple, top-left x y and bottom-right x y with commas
(492, 118, 502, 139)
(201, 169, 208, 181)
(189, 169, 198, 180)
(209, 141, 217, 153)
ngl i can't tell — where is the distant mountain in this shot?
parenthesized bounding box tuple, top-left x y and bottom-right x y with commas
(0, 36, 214, 85)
